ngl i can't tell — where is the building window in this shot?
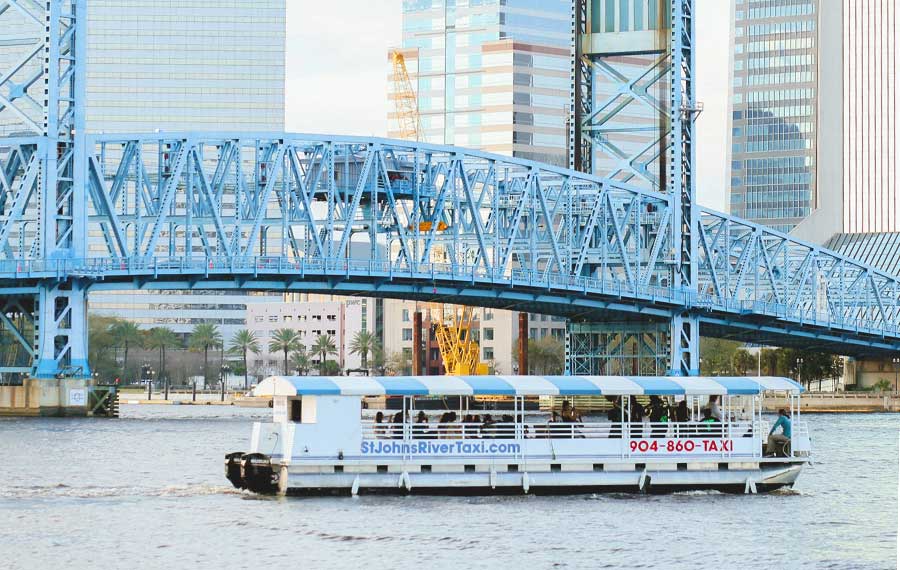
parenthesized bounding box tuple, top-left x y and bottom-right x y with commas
(402, 309, 410, 322)
(283, 315, 292, 322)
(529, 328, 537, 339)
(254, 316, 263, 323)
(268, 315, 278, 322)
(327, 329, 336, 336)
(327, 314, 336, 321)
(484, 327, 494, 341)
(484, 310, 493, 321)
(483, 348, 494, 360)
(402, 328, 413, 341)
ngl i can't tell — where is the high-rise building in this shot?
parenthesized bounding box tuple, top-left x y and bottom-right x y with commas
(85, 0, 287, 343)
(385, 1, 572, 374)
(729, 1, 899, 254)
(85, 0, 285, 133)
(390, 0, 571, 166)
(728, 0, 822, 233)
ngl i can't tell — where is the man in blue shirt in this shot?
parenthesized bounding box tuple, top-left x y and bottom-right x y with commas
(766, 409, 792, 456)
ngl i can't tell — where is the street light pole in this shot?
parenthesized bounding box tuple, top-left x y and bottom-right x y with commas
(796, 357, 804, 390)
(892, 357, 899, 395)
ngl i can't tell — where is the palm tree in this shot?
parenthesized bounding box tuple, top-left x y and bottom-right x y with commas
(188, 323, 222, 387)
(290, 347, 311, 376)
(312, 334, 338, 374)
(144, 327, 179, 386)
(269, 328, 300, 375)
(109, 320, 142, 381)
(229, 329, 261, 389)
(349, 330, 377, 371)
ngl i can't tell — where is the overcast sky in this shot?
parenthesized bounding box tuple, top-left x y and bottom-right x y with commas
(285, 0, 732, 211)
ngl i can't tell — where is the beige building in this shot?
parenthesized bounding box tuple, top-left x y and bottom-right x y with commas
(246, 297, 376, 377)
(381, 300, 566, 376)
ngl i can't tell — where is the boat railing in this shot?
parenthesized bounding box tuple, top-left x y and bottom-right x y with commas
(362, 420, 761, 441)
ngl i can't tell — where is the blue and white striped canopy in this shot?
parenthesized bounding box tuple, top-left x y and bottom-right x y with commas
(254, 375, 803, 397)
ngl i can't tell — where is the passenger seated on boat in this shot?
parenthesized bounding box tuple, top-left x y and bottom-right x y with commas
(629, 396, 645, 438)
(480, 414, 496, 438)
(699, 408, 722, 437)
(441, 411, 462, 439)
(707, 395, 723, 421)
(374, 411, 386, 439)
(674, 400, 689, 423)
(461, 414, 475, 438)
(605, 396, 622, 439)
(560, 401, 582, 423)
(391, 411, 406, 439)
(498, 414, 515, 437)
(413, 411, 430, 439)
(766, 409, 792, 457)
(647, 396, 668, 438)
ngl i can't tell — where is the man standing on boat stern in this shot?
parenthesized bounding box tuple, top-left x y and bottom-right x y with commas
(766, 409, 792, 456)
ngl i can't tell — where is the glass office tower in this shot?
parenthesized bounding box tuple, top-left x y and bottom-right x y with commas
(390, 0, 571, 166)
(729, 0, 820, 233)
(83, 0, 287, 342)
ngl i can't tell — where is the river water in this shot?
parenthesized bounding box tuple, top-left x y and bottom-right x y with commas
(0, 406, 896, 569)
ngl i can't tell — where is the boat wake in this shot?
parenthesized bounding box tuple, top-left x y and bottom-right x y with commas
(0, 482, 243, 499)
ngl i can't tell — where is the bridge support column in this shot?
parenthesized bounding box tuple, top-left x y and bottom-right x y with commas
(517, 312, 528, 375)
(668, 312, 700, 376)
(34, 281, 90, 380)
(565, 322, 669, 376)
(412, 311, 423, 375)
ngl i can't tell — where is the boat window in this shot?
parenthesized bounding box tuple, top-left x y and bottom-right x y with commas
(290, 399, 302, 422)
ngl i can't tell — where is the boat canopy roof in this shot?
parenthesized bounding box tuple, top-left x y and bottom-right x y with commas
(253, 375, 803, 397)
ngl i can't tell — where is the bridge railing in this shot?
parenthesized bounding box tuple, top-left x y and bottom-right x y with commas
(3, 253, 898, 340)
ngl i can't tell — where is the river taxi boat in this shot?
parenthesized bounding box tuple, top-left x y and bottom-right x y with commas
(226, 375, 809, 496)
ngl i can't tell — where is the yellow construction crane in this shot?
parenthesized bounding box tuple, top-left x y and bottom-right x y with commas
(434, 305, 489, 375)
(388, 50, 423, 142)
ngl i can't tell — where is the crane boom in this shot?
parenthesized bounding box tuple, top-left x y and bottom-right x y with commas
(388, 50, 423, 142)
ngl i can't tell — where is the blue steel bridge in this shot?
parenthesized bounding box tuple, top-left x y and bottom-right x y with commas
(1, 1, 900, 382)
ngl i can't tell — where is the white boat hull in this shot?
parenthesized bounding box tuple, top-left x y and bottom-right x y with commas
(226, 454, 805, 495)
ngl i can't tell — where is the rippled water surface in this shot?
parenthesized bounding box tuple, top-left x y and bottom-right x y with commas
(0, 406, 897, 569)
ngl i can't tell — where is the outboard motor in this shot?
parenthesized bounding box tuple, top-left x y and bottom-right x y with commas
(224, 452, 246, 489)
(240, 453, 278, 494)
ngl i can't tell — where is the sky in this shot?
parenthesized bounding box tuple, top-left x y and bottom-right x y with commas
(285, 0, 732, 211)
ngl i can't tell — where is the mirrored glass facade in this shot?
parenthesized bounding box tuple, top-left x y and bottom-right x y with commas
(390, 0, 571, 166)
(82, 0, 287, 341)
(86, 0, 285, 133)
(729, 0, 819, 233)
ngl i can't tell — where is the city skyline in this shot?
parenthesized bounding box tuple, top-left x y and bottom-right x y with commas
(285, 0, 734, 212)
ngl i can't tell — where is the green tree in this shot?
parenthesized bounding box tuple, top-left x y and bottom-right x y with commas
(290, 348, 311, 376)
(144, 327, 179, 386)
(321, 359, 341, 375)
(699, 338, 742, 375)
(269, 328, 300, 375)
(524, 336, 565, 374)
(371, 343, 386, 375)
(188, 323, 222, 387)
(88, 316, 120, 381)
(229, 329, 260, 389)
(109, 320, 143, 382)
(731, 349, 757, 375)
(386, 350, 412, 376)
(312, 334, 338, 374)
(349, 330, 378, 371)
